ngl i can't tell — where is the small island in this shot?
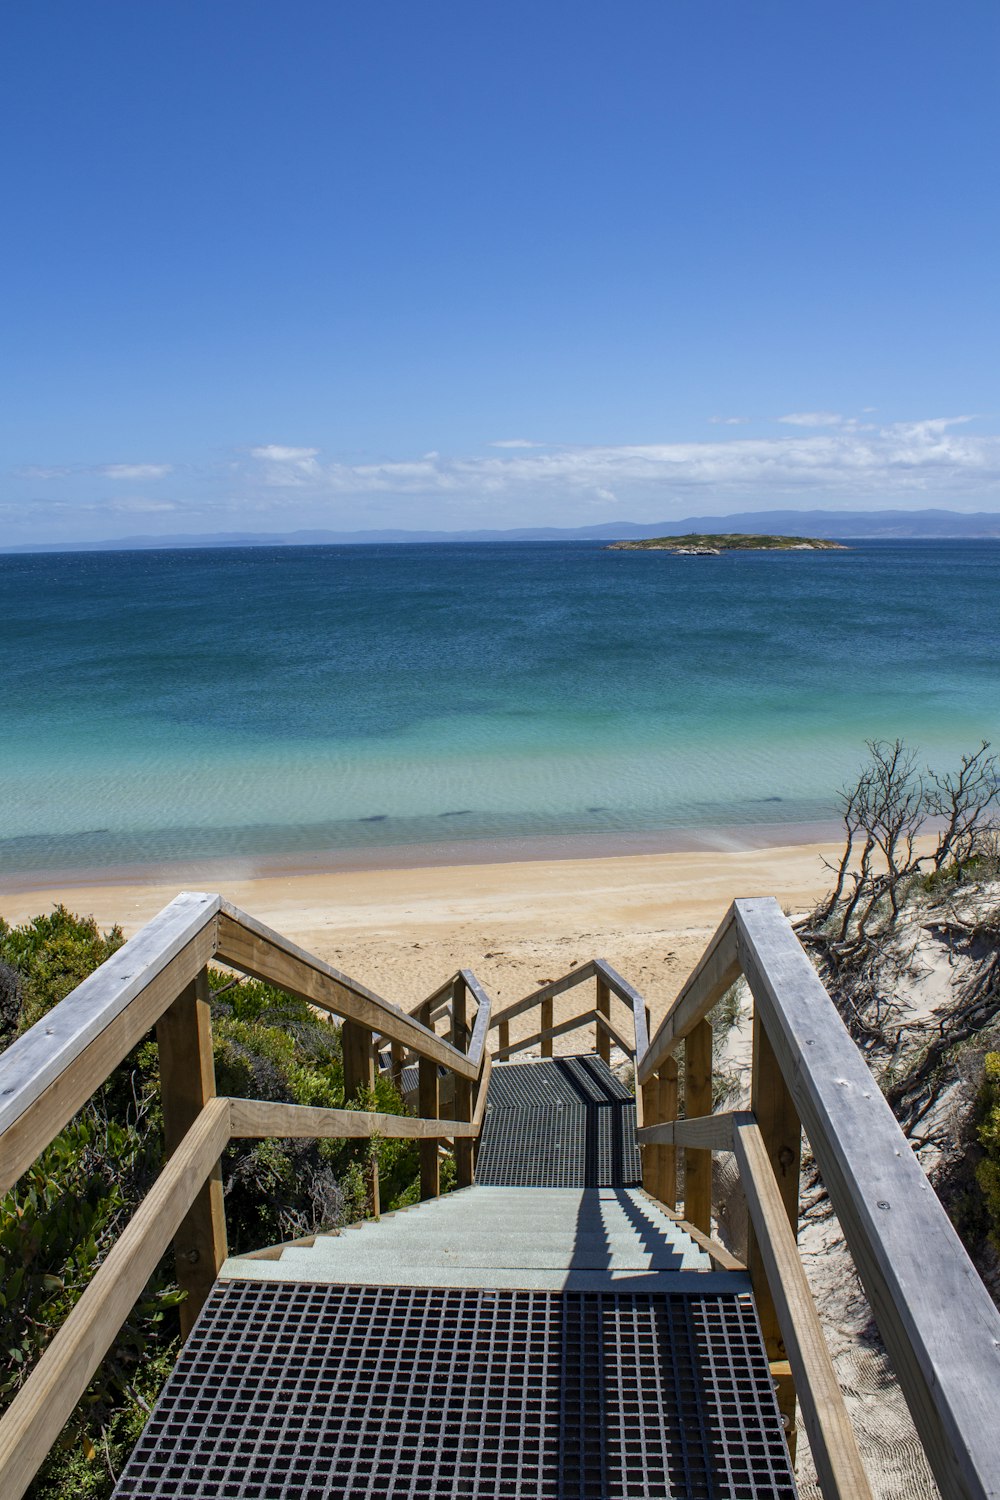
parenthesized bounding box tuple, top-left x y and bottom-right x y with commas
(607, 532, 845, 554)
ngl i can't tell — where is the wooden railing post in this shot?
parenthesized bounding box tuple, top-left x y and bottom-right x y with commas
(746, 1010, 802, 1450)
(156, 967, 227, 1338)
(418, 1001, 440, 1199)
(657, 1054, 679, 1209)
(684, 1019, 713, 1234)
(342, 1020, 379, 1217)
(595, 975, 611, 1064)
(390, 1040, 405, 1090)
(540, 995, 554, 1057)
(641, 1072, 661, 1196)
(452, 977, 475, 1188)
(498, 1019, 510, 1057)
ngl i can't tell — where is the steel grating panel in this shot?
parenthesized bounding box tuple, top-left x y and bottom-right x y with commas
(477, 1059, 641, 1189)
(114, 1282, 796, 1499)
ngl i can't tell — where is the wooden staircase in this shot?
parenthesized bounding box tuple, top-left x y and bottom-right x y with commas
(1, 895, 999, 1498)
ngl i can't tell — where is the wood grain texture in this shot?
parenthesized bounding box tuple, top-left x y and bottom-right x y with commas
(683, 1019, 713, 1234)
(732, 1114, 874, 1500)
(452, 976, 475, 1187)
(418, 1001, 440, 1199)
(0, 892, 219, 1151)
(736, 897, 1000, 1500)
(656, 1055, 679, 1210)
(638, 1110, 737, 1152)
(227, 1097, 478, 1139)
(495, 1009, 599, 1059)
(638, 905, 739, 1083)
(217, 905, 476, 1079)
(745, 1006, 802, 1443)
(593, 1009, 634, 1059)
(594, 958, 649, 1057)
(0, 1097, 231, 1500)
(488, 961, 598, 1030)
(156, 967, 227, 1337)
(461, 970, 493, 1068)
(540, 996, 554, 1058)
(0, 921, 218, 1196)
(595, 976, 612, 1065)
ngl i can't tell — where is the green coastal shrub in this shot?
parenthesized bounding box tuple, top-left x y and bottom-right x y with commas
(0, 909, 425, 1497)
(975, 1052, 1000, 1251)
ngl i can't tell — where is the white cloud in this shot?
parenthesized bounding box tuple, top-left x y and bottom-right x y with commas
(489, 438, 544, 448)
(229, 415, 1000, 507)
(101, 463, 173, 480)
(778, 412, 844, 427)
(709, 416, 749, 426)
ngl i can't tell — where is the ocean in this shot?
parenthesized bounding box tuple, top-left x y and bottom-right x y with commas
(1, 539, 998, 877)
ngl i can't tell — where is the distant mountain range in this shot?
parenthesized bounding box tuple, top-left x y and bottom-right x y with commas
(6, 507, 1000, 553)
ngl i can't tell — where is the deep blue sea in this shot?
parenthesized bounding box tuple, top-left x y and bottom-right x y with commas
(1, 540, 998, 875)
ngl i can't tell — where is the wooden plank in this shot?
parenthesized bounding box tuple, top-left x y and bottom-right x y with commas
(594, 958, 649, 1056)
(495, 1009, 600, 1060)
(0, 921, 218, 1196)
(0, 892, 220, 1150)
(498, 1019, 510, 1056)
(418, 1001, 440, 1199)
(452, 976, 475, 1187)
(540, 996, 554, 1058)
(638, 1110, 737, 1152)
(638, 905, 739, 1083)
(342, 1020, 375, 1101)
(156, 967, 227, 1338)
(732, 1114, 874, 1500)
(640, 1073, 660, 1195)
(745, 1007, 802, 1442)
(735, 897, 1000, 1500)
(594, 1009, 634, 1058)
(488, 961, 598, 1030)
(217, 905, 477, 1079)
(657, 1053, 678, 1210)
(227, 1097, 478, 1139)
(472, 1049, 492, 1132)
(595, 975, 612, 1064)
(0, 1097, 231, 1500)
(684, 1019, 713, 1234)
(460, 970, 493, 1069)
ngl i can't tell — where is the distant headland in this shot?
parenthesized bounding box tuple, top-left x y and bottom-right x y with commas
(607, 533, 845, 554)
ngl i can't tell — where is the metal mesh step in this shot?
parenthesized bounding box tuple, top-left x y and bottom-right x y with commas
(114, 1280, 797, 1499)
(477, 1058, 641, 1188)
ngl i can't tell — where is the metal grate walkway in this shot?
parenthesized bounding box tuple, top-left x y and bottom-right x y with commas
(476, 1057, 642, 1189)
(113, 1054, 797, 1498)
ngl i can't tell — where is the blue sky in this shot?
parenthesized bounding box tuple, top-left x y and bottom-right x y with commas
(3, 0, 999, 542)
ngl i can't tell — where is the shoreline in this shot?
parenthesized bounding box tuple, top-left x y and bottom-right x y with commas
(0, 814, 847, 896)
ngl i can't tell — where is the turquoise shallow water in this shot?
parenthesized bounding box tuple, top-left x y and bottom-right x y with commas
(1, 539, 998, 873)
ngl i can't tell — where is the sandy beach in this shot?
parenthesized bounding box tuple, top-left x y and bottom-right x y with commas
(0, 838, 843, 1032)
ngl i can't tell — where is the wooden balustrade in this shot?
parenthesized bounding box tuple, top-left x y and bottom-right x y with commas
(0, 894, 494, 1500)
(2, 888, 998, 1500)
(636, 896, 1000, 1500)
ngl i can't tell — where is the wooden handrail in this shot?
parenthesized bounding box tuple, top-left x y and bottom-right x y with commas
(636, 896, 1000, 1500)
(0, 1097, 231, 1500)
(733, 897, 1000, 1500)
(487, 960, 599, 1030)
(637, 903, 740, 1084)
(593, 958, 650, 1057)
(228, 1097, 479, 1139)
(0, 892, 500, 1500)
(217, 903, 478, 1080)
(0, 892, 220, 1196)
(731, 1113, 873, 1500)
